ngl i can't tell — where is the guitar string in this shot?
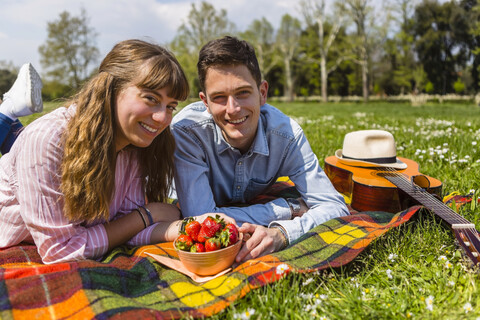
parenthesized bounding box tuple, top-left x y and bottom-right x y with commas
(381, 166, 477, 234)
(381, 166, 480, 260)
(381, 166, 467, 223)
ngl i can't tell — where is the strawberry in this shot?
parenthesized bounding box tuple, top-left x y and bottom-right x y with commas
(220, 223, 239, 247)
(197, 215, 226, 243)
(175, 234, 193, 251)
(205, 237, 222, 252)
(190, 242, 206, 253)
(184, 218, 201, 242)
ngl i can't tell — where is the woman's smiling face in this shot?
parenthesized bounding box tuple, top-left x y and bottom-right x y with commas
(114, 85, 178, 152)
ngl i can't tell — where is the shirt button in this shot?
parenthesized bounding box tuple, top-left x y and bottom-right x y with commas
(238, 161, 242, 165)
(237, 185, 241, 190)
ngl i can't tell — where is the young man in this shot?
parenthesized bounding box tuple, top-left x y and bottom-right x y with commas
(171, 36, 349, 262)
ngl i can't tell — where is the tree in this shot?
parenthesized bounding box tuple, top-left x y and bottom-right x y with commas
(0, 61, 17, 96)
(466, 0, 480, 90)
(175, 2, 235, 51)
(297, 26, 323, 97)
(276, 14, 302, 101)
(336, 0, 390, 102)
(413, 0, 471, 94)
(336, 0, 372, 102)
(387, 0, 418, 94)
(240, 17, 278, 81)
(453, 78, 465, 93)
(170, 1, 236, 96)
(412, 66, 428, 93)
(38, 8, 99, 90)
(300, 0, 346, 102)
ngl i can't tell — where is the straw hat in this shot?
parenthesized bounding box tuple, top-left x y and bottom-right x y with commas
(335, 130, 407, 169)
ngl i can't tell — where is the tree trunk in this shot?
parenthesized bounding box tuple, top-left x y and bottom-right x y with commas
(285, 59, 294, 102)
(362, 56, 368, 102)
(320, 56, 328, 103)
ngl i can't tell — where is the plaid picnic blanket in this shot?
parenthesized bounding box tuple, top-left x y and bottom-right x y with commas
(0, 187, 472, 319)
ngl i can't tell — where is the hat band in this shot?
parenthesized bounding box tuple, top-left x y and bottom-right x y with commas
(343, 155, 397, 164)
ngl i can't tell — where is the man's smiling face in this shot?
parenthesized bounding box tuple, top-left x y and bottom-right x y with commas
(200, 64, 268, 153)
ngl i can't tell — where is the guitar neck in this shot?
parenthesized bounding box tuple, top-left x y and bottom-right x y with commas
(323, 155, 480, 265)
(385, 173, 480, 266)
(384, 174, 472, 227)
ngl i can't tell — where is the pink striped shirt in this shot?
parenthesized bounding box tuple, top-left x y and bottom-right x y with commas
(0, 106, 156, 264)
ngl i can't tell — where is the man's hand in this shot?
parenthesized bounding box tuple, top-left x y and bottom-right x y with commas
(287, 198, 309, 219)
(298, 198, 309, 216)
(235, 223, 286, 263)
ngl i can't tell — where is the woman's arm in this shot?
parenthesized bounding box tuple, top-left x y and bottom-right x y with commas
(102, 202, 183, 251)
(104, 209, 146, 250)
(149, 220, 182, 243)
(121, 202, 181, 245)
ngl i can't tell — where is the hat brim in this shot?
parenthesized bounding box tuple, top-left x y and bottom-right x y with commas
(335, 149, 407, 170)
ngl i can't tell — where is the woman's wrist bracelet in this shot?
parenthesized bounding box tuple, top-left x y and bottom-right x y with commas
(134, 208, 147, 229)
(140, 205, 153, 226)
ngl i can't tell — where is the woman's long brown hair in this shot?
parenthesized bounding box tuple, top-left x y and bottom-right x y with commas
(60, 39, 189, 222)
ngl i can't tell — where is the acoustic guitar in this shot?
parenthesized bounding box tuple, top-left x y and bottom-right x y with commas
(324, 155, 480, 266)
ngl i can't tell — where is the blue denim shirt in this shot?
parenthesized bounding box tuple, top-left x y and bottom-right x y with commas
(171, 102, 349, 244)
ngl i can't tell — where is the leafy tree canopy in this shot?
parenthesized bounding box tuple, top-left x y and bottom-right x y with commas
(38, 8, 99, 91)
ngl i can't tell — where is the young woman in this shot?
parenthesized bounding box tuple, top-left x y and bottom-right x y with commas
(0, 39, 217, 264)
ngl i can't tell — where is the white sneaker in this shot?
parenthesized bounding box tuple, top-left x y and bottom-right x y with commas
(3, 63, 43, 117)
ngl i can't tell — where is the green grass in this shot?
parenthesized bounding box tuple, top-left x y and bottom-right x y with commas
(22, 101, 480, 319)
(19, 100, 65, 126)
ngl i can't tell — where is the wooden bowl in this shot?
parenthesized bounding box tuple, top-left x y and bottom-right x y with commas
(174, 234, 243, 276)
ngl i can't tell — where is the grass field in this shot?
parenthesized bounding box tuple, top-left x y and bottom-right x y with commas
(23, 100, 480, 319)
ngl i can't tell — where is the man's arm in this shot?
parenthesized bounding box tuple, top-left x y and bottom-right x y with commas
(235, 128, 349, 263)
(268, 128, 349, 244)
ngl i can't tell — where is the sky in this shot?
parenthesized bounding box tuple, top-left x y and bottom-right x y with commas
(1, 0, 310, 74)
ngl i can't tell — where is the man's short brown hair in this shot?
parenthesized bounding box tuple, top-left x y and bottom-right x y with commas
(197, 36, 262, 92)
